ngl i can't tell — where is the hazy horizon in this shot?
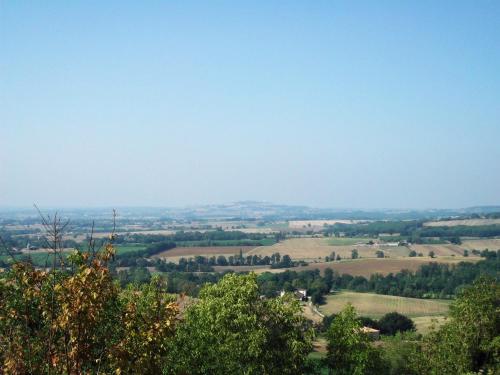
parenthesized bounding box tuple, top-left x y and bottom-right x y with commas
(2, 2, 499, 209)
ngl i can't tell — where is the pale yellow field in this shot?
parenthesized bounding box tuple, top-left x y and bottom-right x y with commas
(412, 316, 448, 335)
(248, 238, 410, 260)
(460, 239, 500, 250)
(424, 219, 500, 227)
(319, 291, 450, 319)
(246, 237, 489, 263)
(409, 244, 465, 256)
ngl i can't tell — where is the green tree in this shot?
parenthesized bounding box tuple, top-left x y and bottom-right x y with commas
(351, 249, 359, 259)
(324, 268, 334, 291)
(380, 332, 420, 375)
(171, 273, 313, 374)
(325, 304, 383, 374)
(216, 255, 228, 266)
(378, 312, 415, 335)
(413, 277, 500, 374)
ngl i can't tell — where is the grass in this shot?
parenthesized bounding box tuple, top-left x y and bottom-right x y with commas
(0, 245, 146, 267)
(319, 291, 450, 319)
(153, 246, 257, 258)
(412, 315, 448, 335)
(174, 239, 275, 247)
(115, 244, 147, 255)
(0, 252, 69, 268)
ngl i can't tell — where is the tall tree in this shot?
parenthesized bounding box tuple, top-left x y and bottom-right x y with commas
(413, 277, 499, 374)
(171, 273, 313, 374)
(325, 304, 383, 374)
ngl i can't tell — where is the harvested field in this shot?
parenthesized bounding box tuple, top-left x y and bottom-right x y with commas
(461, 239, 500, 250)
(319, 291, 450, 319)
(248, 238, 407, 260)
(152, 246, 256, 258)
(409, 244, 465, 256)
(378, 246, 411, 257)
(424, 219, 500, 227)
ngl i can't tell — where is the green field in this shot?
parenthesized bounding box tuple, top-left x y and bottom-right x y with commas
(327, 237, 376, 246)
(174, 239, 276, 247)
(0, 245, 146, 267)
(115, 244, 147, 254)
(412, 315, 448, 335)
(0, 252, 68, 267)
(319, 291, 450, 319)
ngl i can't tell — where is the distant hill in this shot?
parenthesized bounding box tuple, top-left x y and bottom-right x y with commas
(2, 202, 499, 222)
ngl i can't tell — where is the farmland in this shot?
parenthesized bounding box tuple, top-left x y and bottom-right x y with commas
(248, 238, 388, 260)
(424, 218, 500, 227)
(326, 237, 377, 246)
(116, 244, 147, 255)
(152, 245, 256, 258)
(460, 238, 500, 250)
(212, 257, 477, 277)
(288, 220, 365, 229)
(247, 237, 484, 261)
(412, 315, 448, 335)
(319, 291, 450, 319)
(294, 257, 475, 277)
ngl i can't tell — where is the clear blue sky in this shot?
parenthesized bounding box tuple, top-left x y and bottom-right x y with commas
(1, 1, 499, 209)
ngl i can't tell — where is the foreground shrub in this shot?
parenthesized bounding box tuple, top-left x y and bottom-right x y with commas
(412, 277, 499, 374)
(0, 243, 179, 374)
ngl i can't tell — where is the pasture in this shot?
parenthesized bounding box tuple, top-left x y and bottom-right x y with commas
(319, 291, 450, 319)
(116, 244, 147, 255)
(412, 315, 448, 335)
